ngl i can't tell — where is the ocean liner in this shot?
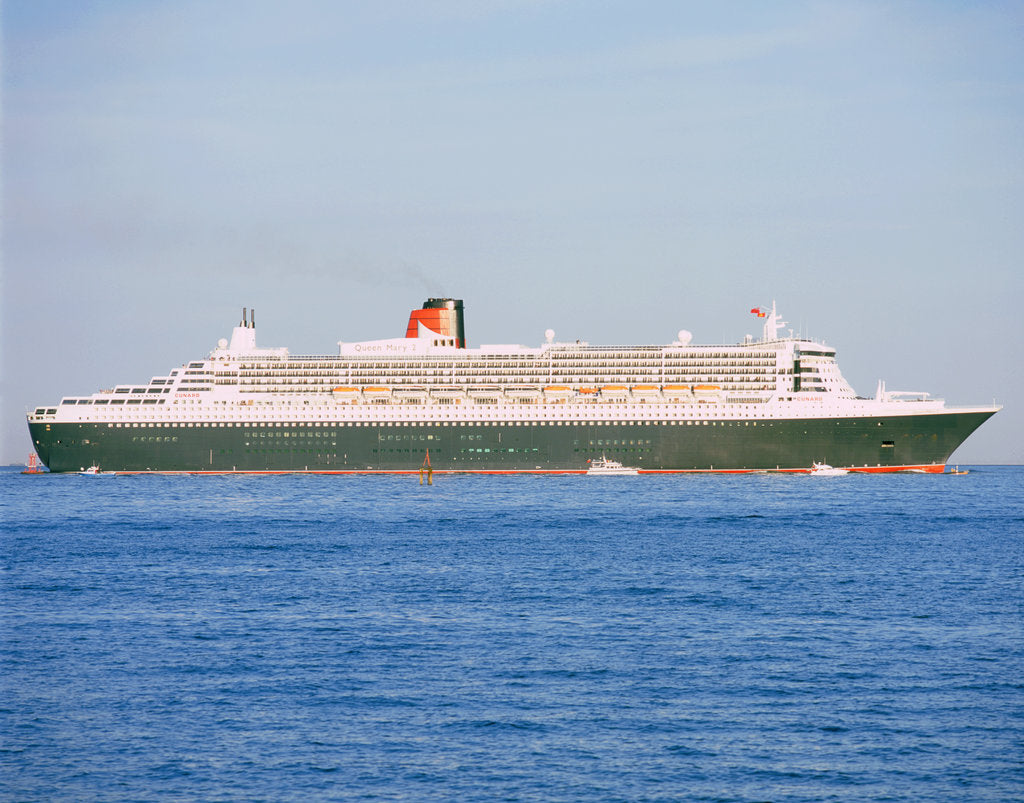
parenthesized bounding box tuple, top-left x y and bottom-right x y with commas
(27, 299, 998, 474)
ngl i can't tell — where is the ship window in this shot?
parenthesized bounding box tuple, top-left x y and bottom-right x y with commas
(61, 399, 75, 405)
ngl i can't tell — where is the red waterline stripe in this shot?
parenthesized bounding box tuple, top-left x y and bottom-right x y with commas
(110, 463, 946, 476)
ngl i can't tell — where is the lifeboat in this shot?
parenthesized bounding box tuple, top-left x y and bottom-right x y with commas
(579, 387, 599, 395)
(331, 386, 360, 396)
(630, 384, 660, 396)
(543, 385, 573, 398)
(601, 384, 629, 395)
(506, 386, 541, 398)
(430, 386, 465, 398)
(393, 386, 428, 400)
(362, 386, 392, 397)
(662, 384, 690, 393)
(693, 384, 721, 394)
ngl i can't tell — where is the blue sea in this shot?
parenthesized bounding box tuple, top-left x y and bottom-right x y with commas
(2, 467, 1022, 802)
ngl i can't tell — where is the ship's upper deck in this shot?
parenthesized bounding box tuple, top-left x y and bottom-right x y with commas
(31, 300, 996, 425)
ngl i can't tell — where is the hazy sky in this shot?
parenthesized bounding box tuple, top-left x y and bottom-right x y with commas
(3, 0, 1022, 464)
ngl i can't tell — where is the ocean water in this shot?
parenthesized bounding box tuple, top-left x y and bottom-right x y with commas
(2, 467, 1022, 802)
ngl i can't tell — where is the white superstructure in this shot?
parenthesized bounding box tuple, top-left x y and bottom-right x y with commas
(28, 302, 993, 430)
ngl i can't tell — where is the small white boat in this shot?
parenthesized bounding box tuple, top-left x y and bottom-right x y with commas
(79, 465, 115, 476)
(586, 456, 639, 475)
(809, 462, 848, 476)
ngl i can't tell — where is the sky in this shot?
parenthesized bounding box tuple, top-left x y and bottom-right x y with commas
(2, 0, 1022, 464)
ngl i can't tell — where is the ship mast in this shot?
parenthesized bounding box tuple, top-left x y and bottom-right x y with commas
(763, 301, 786, 341)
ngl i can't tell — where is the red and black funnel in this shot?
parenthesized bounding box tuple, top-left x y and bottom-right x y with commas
(405, 298, 465, 348)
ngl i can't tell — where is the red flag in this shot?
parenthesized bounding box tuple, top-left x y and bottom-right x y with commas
(750, 307, 761, 314)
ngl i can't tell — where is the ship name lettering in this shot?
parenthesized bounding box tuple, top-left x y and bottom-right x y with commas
(353, 343, 413, 354)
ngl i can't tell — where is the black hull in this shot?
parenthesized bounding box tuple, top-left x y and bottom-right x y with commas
(29, 410, 995, 474)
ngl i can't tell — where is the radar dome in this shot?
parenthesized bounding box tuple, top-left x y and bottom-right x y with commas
(677, 330, 692, 346)
(545, 329, 555, 343)
(218, 338, 228, 349)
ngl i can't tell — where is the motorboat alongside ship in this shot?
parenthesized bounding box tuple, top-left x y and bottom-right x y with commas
(808, 462, 849, 476)
(26, 298, 999, 474)
(586, 456, 640, 476)
(78, 465, 115, 476)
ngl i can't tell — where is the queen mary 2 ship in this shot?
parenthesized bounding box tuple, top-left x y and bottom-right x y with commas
(27, 298, 998, 474)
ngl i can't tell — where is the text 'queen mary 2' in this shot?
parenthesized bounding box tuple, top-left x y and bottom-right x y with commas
(27, 299, 998, 474)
